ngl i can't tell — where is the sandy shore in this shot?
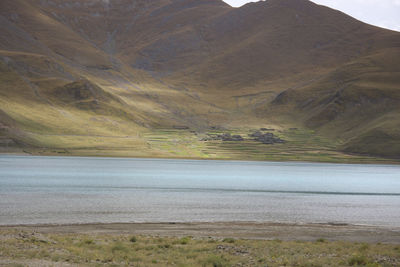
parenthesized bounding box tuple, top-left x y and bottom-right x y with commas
(2, 222, 400, 244)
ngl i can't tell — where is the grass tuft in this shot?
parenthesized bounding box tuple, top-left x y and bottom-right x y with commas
(111, 242, 128, 253)
(348, 254, 368, 266)
(222, 238, 235, 243)
(179, 236, 191, 245)
(201, 255, 230, 267)
(82, 239, 94, 245)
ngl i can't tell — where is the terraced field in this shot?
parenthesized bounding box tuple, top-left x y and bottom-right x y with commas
(142, 128, 391, 163)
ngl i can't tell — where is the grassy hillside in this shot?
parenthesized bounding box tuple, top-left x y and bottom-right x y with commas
(0, 0, 399, 162)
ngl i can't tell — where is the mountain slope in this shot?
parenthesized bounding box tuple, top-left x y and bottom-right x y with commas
(0, 0, 399, 160)
(265, 46, 400, 158)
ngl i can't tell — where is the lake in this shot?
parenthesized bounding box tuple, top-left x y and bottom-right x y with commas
(1, 155, 400, 226)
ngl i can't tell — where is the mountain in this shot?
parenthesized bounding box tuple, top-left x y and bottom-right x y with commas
(0, 0, 399, 161)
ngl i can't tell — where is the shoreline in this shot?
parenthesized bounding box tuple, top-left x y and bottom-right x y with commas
(1, 152, 399, 166)
(2, 221, 400, 244)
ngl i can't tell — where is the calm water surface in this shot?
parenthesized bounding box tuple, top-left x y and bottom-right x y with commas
(1, 155, 400, 226)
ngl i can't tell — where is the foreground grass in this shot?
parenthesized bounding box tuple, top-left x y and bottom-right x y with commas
(1, 230, 399, 266)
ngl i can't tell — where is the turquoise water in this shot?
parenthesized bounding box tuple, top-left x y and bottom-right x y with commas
(1, 155, 400, 226)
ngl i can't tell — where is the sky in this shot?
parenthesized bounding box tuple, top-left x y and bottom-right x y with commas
(223, 0, 400, 32)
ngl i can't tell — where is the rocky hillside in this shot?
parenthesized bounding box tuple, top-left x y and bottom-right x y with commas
(0, 0, 399, 160)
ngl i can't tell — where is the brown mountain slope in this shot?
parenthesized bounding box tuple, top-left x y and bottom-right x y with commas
(266, 47, 400, 158)
(0, 0, 399, 160)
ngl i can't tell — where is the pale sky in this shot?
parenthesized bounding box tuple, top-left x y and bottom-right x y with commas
(223, 0, 400, 32)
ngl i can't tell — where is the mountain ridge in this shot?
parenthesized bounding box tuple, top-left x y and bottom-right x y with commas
(0, 0, 399, 161)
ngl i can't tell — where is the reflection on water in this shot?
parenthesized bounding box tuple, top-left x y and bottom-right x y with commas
(0, 155, 399, 226)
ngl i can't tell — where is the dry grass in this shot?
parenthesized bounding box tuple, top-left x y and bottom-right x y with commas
(0, 229, 399, 267)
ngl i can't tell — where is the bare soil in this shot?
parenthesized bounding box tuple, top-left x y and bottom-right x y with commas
(2, 222, 399, 244)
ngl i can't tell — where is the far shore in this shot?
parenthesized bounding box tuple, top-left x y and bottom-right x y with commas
(1, 151, 399, 165)
(2, 221, 400, 244)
